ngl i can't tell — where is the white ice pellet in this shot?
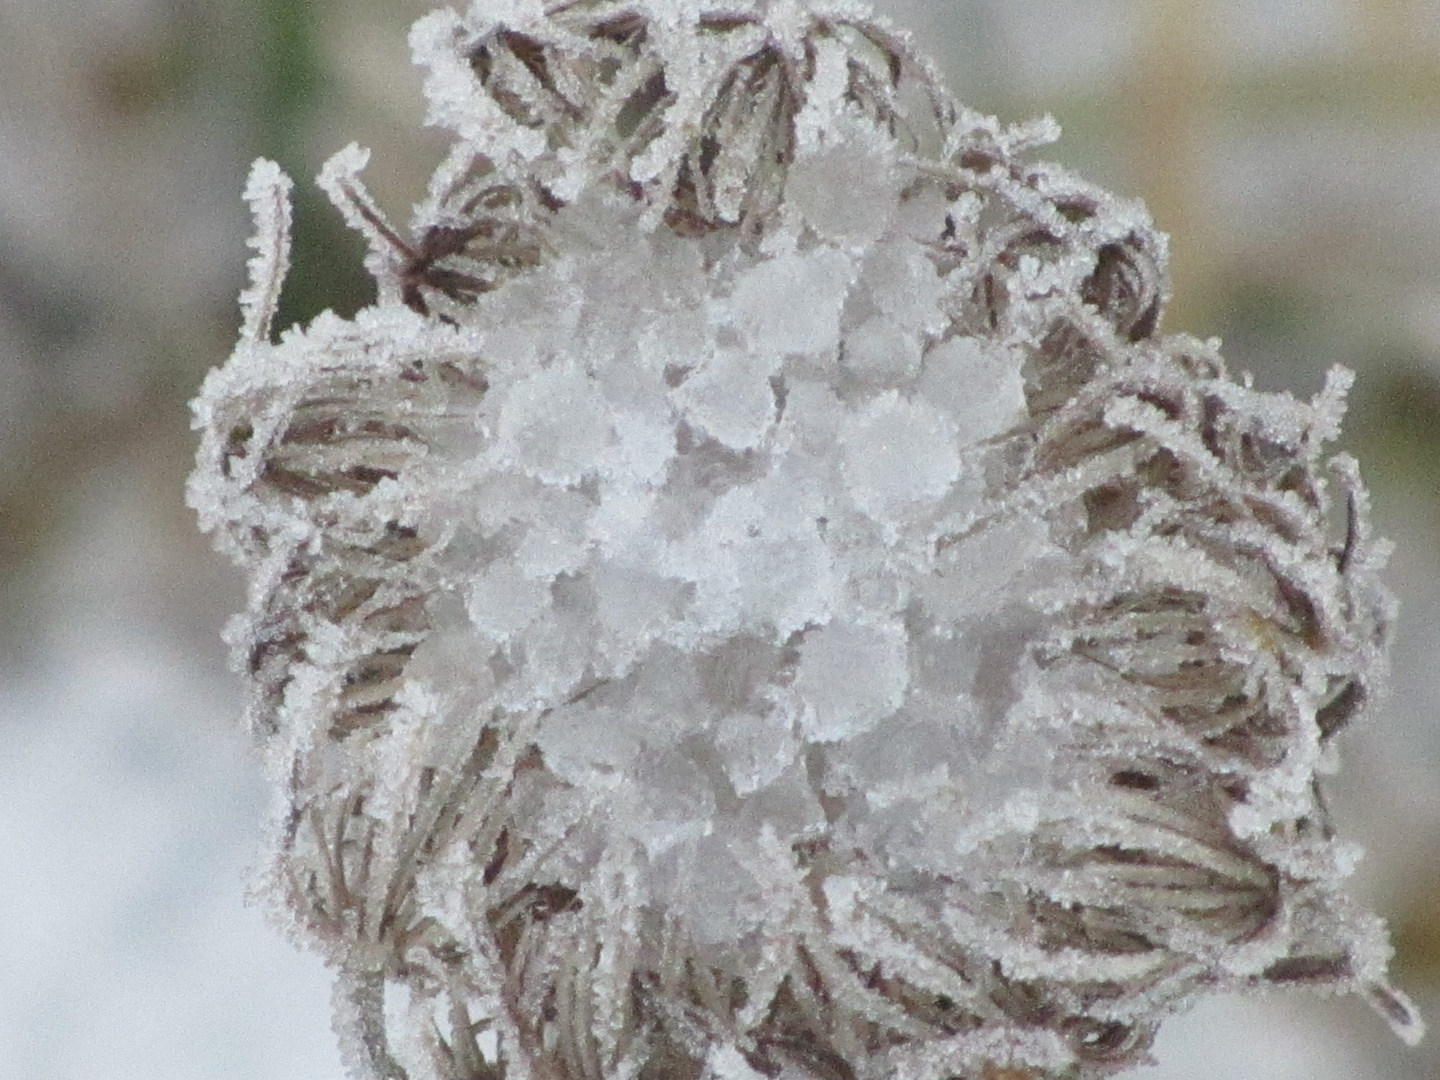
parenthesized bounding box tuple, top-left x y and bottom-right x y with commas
(494, 361, 614, 484)
(786, 134, 898, 247)
(723, 248, 855, 357)
(841, 316, 924, 383)
(465, 561, 550, 640)
(840, 391, 961, 524)
(672, 346, 780, 450)
(793, 618, 909, 741)
(917, 336, 1029, 446)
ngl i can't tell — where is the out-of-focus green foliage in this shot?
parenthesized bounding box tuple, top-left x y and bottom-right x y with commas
(249, 0, 373, 330)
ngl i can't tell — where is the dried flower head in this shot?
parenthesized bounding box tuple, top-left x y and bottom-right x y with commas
(189, 2, 1422, 1079)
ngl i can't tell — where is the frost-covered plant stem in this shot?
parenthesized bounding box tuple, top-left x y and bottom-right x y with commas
(191, 3, 1421, 1079)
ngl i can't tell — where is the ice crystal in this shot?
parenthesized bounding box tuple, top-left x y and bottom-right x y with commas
(189, 2, 1423, 1078)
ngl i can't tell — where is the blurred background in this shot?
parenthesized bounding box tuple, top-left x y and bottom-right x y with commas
(1, 0, 1438, 1076)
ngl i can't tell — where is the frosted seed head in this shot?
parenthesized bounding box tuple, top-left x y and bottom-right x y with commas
(406, 0, 957, 246)
(190, 1, 1417, 1078)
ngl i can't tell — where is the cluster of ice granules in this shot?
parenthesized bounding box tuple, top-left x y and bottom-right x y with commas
(187, 2, 1422, 1079)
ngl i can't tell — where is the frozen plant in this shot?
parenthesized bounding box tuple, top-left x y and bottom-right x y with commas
(188, 1, 1424, 1078)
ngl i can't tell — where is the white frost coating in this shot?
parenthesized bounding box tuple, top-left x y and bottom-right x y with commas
(465, 561, 550, 640)
(713, 709, 797, 795)
(921, 513, 1056, 623)
(189, 1, 1421, 1079)
(672, 475, 837, 636)
(317, 144, 406, 297)
(238, 158, 292, 346)
(853, 237, 950, 337)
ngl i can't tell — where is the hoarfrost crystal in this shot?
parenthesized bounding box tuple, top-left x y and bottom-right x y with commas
(189, 2, 1423, 1078)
